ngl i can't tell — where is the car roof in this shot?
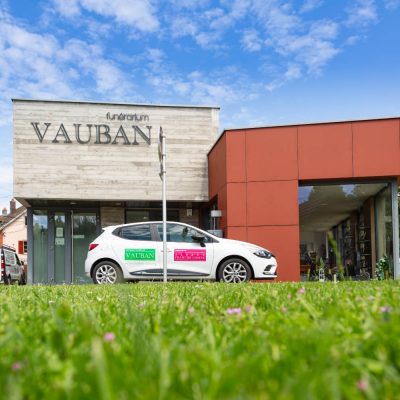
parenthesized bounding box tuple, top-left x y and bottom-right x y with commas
(109, 221, 220, 239)
(0, 245, 16, 252)
(114, 221, 191, 228)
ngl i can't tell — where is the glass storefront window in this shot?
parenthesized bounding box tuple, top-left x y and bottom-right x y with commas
(299, 182, 394, 280)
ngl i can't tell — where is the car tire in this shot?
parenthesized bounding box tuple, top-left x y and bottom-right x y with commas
(218, 258, 252, 283)
(92, 261, 124, 284)
(5, 274, 12, 285)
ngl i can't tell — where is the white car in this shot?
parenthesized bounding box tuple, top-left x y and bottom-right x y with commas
(0, 245, 26, 285)
(85, 221, 277, 284)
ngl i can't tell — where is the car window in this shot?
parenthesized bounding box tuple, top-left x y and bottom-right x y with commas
(120, 224, 152, 241)
(157, 224, 209, 243)
(4, 250, 16, 265)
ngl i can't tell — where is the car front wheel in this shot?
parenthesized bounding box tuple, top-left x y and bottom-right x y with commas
(93, 261, 124, 284)
(218, 258, 251, 283)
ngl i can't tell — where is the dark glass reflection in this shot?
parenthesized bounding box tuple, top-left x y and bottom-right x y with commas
(299, 183, 393, 281)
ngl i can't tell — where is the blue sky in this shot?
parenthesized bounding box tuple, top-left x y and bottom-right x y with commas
(1, 0, 400, 211)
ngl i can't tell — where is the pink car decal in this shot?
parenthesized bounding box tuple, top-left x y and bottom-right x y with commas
(174, 249, 206, 262)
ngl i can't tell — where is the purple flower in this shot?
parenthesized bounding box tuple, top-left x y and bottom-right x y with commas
(357, 379, 368, 391)
(298, 287, 305, 295)
(103, 332, 115, 342)
(226, 308, 242, 315)
(188, 307, 195, 314)
(287, 294, 292, 299)
(380, 306, 391, 313)
(12, 362, 22, 372)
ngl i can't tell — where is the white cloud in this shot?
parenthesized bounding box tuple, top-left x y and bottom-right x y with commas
(241, 29, 262, 52)
(346, 0, 378, 27)
(51, 0, 81, 17)
(0, 8, 135, 103)
(143, 49, 257, 105)
(85, 18, 112, 40)
(300, 0, 323, 13)
(169, 0, 211, 10)
(0, 157, 12, 186)
(265, 63, 302, 91)
(0, 156, 13, 212)
(52, 0, 159, 33)
(170, 16, 197, 38)
(384, 0, 400, 9)
(251, 1, 339, 73)
(168, 0, 250, 49)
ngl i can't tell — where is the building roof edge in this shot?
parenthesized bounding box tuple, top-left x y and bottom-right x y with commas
(11, 98, 220, 110)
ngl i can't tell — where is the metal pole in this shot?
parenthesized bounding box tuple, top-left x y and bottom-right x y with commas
(391, 180, 399, 279)
(161, 131, 167, 283)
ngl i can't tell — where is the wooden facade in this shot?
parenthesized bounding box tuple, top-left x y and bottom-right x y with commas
(13, 100, 219, 204)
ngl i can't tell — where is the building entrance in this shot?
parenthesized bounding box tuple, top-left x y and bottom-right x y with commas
(31, 209, 100, 284)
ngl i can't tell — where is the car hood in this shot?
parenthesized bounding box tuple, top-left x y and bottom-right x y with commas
(221, 238, 269, 252)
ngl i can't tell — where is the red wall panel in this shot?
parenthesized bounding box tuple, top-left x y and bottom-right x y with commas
(226, 226, 247, 242)
(247, 180, 299, 226)
(246, 127, 298, 181)
(208, 135, 226, 199)
(226, 131, 246, 183)
(217, 185, 227, 230)
(227, 183, 247, 226)
(298, 123, 353, 180)
(352, 119, 400, 177)
(247, 225, 300, 281)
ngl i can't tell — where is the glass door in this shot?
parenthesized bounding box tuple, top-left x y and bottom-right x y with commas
(33, 210, 48, 283)
(72, 212, 98, 283)
(54, 212, 66, 283)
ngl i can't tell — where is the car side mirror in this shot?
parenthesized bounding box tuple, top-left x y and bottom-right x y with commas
(192, 235, 206, 247)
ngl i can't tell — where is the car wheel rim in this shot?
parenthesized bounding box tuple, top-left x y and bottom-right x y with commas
(95, 265, 117, 284)
(222, 262, 248, 283)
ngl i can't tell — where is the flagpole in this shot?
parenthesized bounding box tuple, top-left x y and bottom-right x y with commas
(159, 127, 167, 283)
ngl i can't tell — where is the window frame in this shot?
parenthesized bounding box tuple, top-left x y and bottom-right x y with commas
(154, 222, 216, 243)
(113, 223, 155, 242)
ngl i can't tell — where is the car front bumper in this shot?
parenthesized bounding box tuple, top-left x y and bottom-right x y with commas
(251, 256, 278, 279)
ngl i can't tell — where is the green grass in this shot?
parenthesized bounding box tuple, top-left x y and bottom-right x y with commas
(0, 281, 399, 399)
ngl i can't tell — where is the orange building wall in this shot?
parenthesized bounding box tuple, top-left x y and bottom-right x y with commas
(208, 118, 400, 282)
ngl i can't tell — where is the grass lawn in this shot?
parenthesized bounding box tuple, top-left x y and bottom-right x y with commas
(0, 281, 399, 399)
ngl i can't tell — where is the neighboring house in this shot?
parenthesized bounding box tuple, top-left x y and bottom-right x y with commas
(0, 200, 27, 264)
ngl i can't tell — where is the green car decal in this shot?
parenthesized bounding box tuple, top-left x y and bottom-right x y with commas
(125, 248, 156, 261)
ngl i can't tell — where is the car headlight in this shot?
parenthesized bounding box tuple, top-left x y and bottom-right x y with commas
(254, 249, 274, 259)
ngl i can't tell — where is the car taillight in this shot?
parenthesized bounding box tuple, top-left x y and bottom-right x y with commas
(89, 243, 99, 251)
(1, 256, 5, 276)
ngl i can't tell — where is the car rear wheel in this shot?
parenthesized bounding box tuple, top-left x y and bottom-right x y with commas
(93, 261, 124, 284)
(218, 258, 251, 283)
